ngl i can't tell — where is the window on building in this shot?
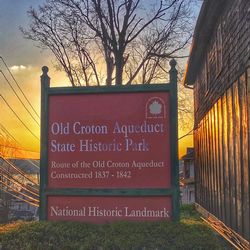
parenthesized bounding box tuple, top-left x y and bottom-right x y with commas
(194, 81, 199, 113)
(184, 163, 190, 179)
(197, 57, 208, 96)
(248, 68, 250, 87)
(216, 23, 223, 75)
(189, 190, 194, 203)
(190, 163, 195, 178)
(203, 58, 208, 94)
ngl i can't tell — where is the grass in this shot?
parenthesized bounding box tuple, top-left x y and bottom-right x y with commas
(0, 204, 233, 250)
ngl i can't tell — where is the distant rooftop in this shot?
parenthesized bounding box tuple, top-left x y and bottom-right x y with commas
(181, 148, 194, 160)
(9, 159, 40, 174)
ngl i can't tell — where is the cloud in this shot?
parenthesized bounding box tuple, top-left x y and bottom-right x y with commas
(10, 65, 32, 71)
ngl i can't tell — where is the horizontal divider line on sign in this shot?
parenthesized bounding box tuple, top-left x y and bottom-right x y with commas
(44, 188, 176, 196)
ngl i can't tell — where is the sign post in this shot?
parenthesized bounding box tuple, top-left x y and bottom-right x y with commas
(40, 60, 179, 222)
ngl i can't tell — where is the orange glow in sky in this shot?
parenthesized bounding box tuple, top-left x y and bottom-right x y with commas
(179, 129, 193, 157)
(0, 61, 194, 159)
(0, 64, 70, 159)
(0, 64, 193, 160)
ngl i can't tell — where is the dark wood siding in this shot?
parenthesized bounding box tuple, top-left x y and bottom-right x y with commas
(195, 71, 250, 240)
(194, 0, 250, 126)
(193, 0, 250, 242)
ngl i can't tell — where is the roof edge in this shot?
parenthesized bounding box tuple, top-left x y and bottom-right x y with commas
(183, 0, 229, 86)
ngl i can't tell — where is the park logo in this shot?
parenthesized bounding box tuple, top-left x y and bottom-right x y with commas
(146, 97, 166, 119)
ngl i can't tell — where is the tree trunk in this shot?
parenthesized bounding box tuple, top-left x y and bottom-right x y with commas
(115, 54, 124, 85)
(105, 56, 113, 86)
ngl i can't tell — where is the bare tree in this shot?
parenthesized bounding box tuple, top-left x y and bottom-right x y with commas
(0, 132, 17, 159)
(177, 65, 194, 130)
(21, 0, 194, 86)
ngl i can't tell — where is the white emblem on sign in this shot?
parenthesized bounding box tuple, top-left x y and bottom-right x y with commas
(146, 97, 166, 119)
(149, 101, 162, 115)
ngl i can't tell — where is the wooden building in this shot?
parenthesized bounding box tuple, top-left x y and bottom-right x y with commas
(180, 148, 195, 204)
(184, 0, 250, 246)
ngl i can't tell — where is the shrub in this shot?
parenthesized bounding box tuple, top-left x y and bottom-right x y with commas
(0, 205, 232, 250)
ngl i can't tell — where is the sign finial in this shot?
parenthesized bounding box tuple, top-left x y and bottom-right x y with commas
(42, 66, 49, 75)
(41, 66, 50, 88)
(169, 59, 177, 69)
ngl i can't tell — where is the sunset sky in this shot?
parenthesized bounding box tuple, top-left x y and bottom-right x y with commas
(0, 0, 201, 159)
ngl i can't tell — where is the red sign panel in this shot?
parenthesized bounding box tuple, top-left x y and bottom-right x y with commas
(48, 92, 170, 188)
(48, 196, 172, 223)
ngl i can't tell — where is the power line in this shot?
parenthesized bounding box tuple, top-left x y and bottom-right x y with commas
(2, 158, 40, 176)
(0, 123, 21, 145)
(0, 56, 40, 119)
(0, 143, 39, 154)
(0, 95, 39, 141)
(0, 123, 40, 157)
(0, 168, 39, 197)
(26, 159, 40, 169)
(0, 70, 40, 126)
(0, 171, 39, 197)
(0, 173, 39, 199)
(0, 178, 36, 200)
(0, 186, 39, 207)
(178, 129, 193, 140)
(0, 156, 39, 187)
(0, 187, 39, 207)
